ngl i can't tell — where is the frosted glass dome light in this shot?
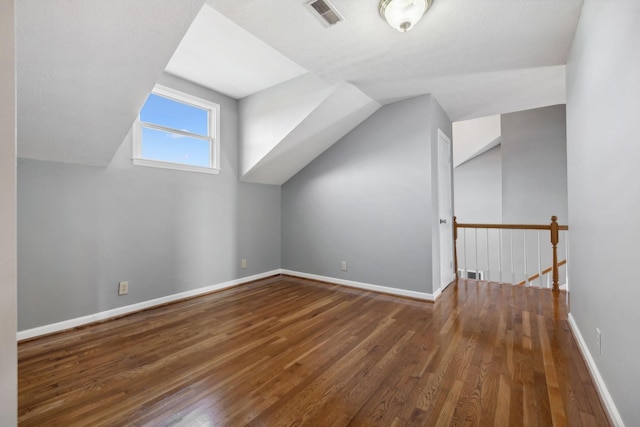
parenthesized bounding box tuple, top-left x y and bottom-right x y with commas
(379, 0, 433, 32)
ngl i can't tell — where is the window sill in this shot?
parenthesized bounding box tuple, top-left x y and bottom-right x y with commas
(132, 158, 220, 175)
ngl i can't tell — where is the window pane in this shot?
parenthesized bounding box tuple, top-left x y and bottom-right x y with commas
(140, 93, 209, 137)
(141, 127, 210, 168)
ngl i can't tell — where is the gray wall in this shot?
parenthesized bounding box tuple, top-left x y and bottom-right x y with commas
(282, 95, 452, 295)
(454, 105, 567, 225)
(17, 74, 281, 331)
(566, 1, 640, 424)
(0, 0, 17, 422)
(454, 145, 502, 223)
(453, 105, 567, 285)
(502, 105, 568, 224)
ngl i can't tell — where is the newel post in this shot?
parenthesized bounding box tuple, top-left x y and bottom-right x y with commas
(453, 216, 459, 278)
(550, 216, 559, 291)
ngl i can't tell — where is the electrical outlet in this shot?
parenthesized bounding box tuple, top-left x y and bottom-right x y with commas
(596, 328, 601, 354)
(241, 259, 247, 269)
(118, 281, 128, 296)
(341, 261, 347, 271)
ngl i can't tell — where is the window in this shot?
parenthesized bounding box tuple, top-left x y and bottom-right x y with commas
(133, 85, 220, 174)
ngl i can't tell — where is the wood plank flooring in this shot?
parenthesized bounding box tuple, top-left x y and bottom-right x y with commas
(18, 275, 610, 426)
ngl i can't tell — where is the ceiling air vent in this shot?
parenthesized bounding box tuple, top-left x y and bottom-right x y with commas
(306, 0, 344, 27)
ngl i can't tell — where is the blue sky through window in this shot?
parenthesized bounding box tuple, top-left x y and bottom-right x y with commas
(139, 93, 211, 167)
(141, 127, 210, 167)
(141, 94, 209, 136)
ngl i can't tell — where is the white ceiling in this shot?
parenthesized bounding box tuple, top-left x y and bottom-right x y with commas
(239, 75, 381, 185)
(165, 6, 307, 99)
(15, 0, 584, 180)
(166, 0, 582, 182)
(453, 115, 501, 168)
(202, 0, 583, 121)
(17, 0, 205, 166)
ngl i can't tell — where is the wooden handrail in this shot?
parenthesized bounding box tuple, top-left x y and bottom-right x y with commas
(516, 259, 567, 286)
(453, 216, 569, 291)
(455, 223, 569, 231)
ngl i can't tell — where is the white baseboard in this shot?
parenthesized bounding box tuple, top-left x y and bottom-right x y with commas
(280, 269, 436, 301)
(17, 270, 281, 341)
(567, 313, 625, 427)
(18, 269, 436, 341)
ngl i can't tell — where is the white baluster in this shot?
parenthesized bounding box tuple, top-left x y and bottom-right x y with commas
(486, 228, 490, 281)
(565, 231, 570, 291)
(510, 230, 514, 284)
(498, 229, 503, 283)
(463, 228, 467, 279)
(537, 231, 542, 288)
(474, 228, 478, 280)
(523, 230, 527, 286)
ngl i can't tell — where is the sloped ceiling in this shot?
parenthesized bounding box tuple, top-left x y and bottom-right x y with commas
(17, 0, 205, 166)
(207, 0, 583, 120)
(16, 0, 584, 183)
(239, 75, 380, 185)
(164, 5, 307, 99)
(174, 0, 582, 184)
(453, 115, 501, 168)
(166, 4, 383, 185)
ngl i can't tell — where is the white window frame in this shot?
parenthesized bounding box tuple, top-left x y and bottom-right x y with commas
(133, 84, 220, 174)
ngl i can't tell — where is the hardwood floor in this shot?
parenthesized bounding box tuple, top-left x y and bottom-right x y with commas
(18, 275, 610, 426)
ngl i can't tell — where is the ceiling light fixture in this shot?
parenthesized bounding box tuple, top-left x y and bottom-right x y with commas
(379, 0, 433, 32)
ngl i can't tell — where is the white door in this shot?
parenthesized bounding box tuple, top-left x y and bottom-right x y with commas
(437, 129, 455, 290)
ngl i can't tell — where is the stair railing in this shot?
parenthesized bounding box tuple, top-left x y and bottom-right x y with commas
(454, 216, 569, 291)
